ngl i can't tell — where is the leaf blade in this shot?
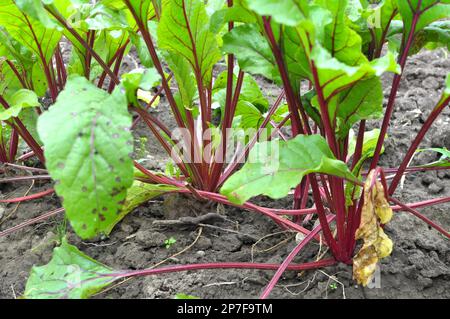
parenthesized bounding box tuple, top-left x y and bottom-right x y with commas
(37, 76, 134, 239)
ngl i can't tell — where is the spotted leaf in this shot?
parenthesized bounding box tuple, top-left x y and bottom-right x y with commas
(37, 76, 134, 239)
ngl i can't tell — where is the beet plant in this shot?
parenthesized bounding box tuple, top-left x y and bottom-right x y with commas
(0, 0, 449, 299)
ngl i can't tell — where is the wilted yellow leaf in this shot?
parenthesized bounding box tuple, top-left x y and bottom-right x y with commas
(353, 170, 393, 286)
(137, 89, 160, 107)
(374, 182, 393, 224)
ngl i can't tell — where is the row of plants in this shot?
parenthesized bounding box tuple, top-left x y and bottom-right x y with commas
(0, 0, 449, 299)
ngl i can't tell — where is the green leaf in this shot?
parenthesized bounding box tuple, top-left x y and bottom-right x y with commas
(311, 45, 400, 100)
(362, 0, 398, 51)
(124, 0, 157, 29)
(108, 180, 179, 234)
(0, 55, 23, 96)
(0, 31, 48, 97)
(209, 0, 256, 33)
(398, 0, 450, 37)
(345, 129, 386, 207)
(221, 134, 357, 204)
(163, 51, 197, 111)
(281, 5, 331, 90)
(222, 24, 280, 83)
(335, 77, 383, 137)
(213, 71, 269, 113)
(246, 0, 308, 26)
(315, 0, 366, 66)
(24, 238, 117, 299)
(348, 128, 385, 160)
(310, 46, 400, 130)
(69, 29, 129, 80)
(232, 101, 265, 131)
(130, 32, 153, 68)
(85, 2, 129, 30)
(158, 0, 221, 86)
(37, 76, 134, 239)
(416, 146, 450, 168)
(412, 21, 450, 54)
(15, 0, 61, 29)
(19, 107, 42, 144)
(121, 68, 161, 106)
(0, 89, 39, 121)
(0, 1, 62, 65)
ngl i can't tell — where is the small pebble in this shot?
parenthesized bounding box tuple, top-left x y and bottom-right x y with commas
(196, 250, 205, 258)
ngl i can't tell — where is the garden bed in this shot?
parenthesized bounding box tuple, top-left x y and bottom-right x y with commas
(1, 50, 449, 299)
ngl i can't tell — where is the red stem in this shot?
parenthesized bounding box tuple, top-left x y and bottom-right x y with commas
(113, 258, 337, 280)
(309, 175, 340, 257)
(262, 17, 303, 136)
(260, 215, 335, 299)
(0, 188, 55, 203)
(370, 0, 423, 170)
(218, 91, 285, 187)
(107, 47, 125, 93)
(8, 129, 19, 162)
(46, 7, 120, 85)
(208, 71, 244, 191)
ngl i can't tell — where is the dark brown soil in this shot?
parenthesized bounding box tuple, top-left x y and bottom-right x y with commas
(0, 50, 449, 299)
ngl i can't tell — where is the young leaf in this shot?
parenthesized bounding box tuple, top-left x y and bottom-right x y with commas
(129, 32, 154, 68)
(24, 238, 117, 299)
(213, 71, 269, 113)
(415, 147, 450, 168)
(222, 24, 280, 83)
(0, 89, 40, 121)
(157, 0, 221, 86)
(232, 101, 265, 131)
(121, 68, 161, 106)
(281, 5, 332, 90)
(37, 76, 134, 239)
(348, 129, 385, 160)
(221, 134, 357, 205)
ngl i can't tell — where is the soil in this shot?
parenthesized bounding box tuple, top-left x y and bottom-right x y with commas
(0, 50, 449, 299)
